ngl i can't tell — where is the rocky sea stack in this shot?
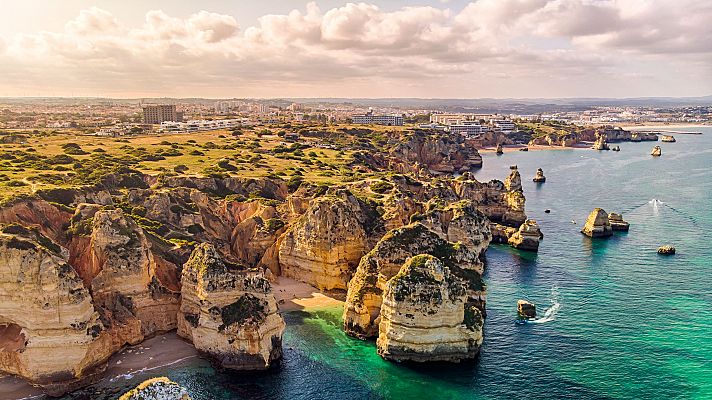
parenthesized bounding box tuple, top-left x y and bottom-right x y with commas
(376, 255, 483, 363)
(608, 213, 630, 231)
(119, 377, 192, 400)
(533, 168, 546, 183)
(651, 146, 662, 156)
(178, 243, 285, 370)
(657, 245, 676, 255)
(508, 219, 543, 251)
(581, 208, 613, 238)
(517, 300, 537, 319)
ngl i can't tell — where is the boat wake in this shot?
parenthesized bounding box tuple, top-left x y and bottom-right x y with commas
(624, 199, 699, 226)
(530, 287, 561, 324)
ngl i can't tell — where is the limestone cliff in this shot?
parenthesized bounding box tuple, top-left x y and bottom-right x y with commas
(376, 255, 483, 363)
(389, 130, 483, 175)
(71, 208, 180, 338)
(278, 190, 380, 291)
(178, 244, 284, 370)
(343, 221, 487, 338)
(508, 219, 542, 251)
(0, 225, 106, 395)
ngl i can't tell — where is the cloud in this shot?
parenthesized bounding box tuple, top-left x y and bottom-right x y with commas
(0, 1, 710, 97)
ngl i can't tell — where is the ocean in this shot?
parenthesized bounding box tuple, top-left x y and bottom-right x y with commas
(60, 127, 712, 400)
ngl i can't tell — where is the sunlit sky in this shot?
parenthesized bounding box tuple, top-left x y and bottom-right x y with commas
(0, 0, 710, 98)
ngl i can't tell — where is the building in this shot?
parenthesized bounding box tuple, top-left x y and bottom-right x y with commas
(352, 111, 404, 126)
(492, 119, 516, 133)
(158, 118, 245, 133)
(449, 121, 484, 138)
(143, 104, 179, 124)
(430, 113, 493, 125)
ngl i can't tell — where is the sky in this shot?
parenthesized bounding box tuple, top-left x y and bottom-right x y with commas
(0, 0, 710, 99)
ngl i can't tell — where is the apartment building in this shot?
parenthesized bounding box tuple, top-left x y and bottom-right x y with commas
(352, 111, 404, 126)
(143, 104, 180, 124)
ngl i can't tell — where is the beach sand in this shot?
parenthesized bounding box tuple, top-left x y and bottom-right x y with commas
(0, 277, 340, 399)
(273, 276, 344, 311)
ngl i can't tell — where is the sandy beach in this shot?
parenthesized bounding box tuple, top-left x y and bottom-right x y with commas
(0, 277, 340, 399)
(273, 276, 344, 311)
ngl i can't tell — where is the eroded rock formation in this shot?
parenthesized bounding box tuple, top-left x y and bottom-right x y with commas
(608, 213, 630, 231)
(178, 244, 284, 370)
(0, 225, 106, 395)
(508, 219, 542, 251)
(278, 190, 379, 291)
(344, 218, 488, 339)
(376, 255, 483, 362)
(581, 208, 613, 238)
(119, 377, 192, 400)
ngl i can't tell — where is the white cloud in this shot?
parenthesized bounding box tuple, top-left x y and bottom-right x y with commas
(0, 1, 709, 97)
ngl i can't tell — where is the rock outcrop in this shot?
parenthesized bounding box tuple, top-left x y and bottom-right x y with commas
(278, 190, 379, 291)
(581, 208, 613, 238)
(657, 245, 676, 255)
(0, 225, 107, 395)
(390, 130, 483, 175)
(608, 213, 630, 231)
(119, 377, 192, 400)
(71, 208, 180, 339)
(178, 244, 284, 370)
(376, 255, 483, 362)
(508, 219, 542, 251)
(533, 168, 546, 183)
(651, 146, 662, 156)
(517, 300, 536, 319)
(592, 134, 610, 150)
(344, 220, 488, 339)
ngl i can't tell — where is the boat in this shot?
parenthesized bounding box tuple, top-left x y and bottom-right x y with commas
(519, 147, 529, 152)
(660, 135, 676, 142)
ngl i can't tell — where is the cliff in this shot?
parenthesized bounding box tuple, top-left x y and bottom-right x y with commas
(278, 190, 380, 291)
(508, 219, 542, 251)
(343, 220, 487, 339)
(376, 255, 483, 362)
(70, 208, 180, 339)
(389, 130, 482, 175)
(177, 244, 284, 370)
(0, 225, 106, 395)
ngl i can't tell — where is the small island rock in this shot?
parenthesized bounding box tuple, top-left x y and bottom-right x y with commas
(508, 219, 542, 251)
(581, 208, 613, 238)
(657, 245, 676, 255)
(517, 300, 536, 319)
(651, 146, 662, 156)
(533, 168, 546, 183)
(608, 213, 630, 231)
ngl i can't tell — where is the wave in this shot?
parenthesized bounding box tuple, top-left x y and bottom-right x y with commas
(622, 199, 699, 226)
(108, 355, 199, 382)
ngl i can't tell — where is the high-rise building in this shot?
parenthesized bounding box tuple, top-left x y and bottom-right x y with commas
(143, 104, 178, 124)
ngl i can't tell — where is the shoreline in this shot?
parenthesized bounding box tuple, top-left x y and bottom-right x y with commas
(479, 144, 590, 153)
(617, 123, 709, 130)
(0, 277, 341, 399)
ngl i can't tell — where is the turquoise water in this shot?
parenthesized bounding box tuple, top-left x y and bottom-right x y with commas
(65, 128, 712, 400)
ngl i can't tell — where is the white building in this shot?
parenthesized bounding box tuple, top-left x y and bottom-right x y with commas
(449, 121, 484, 138)
(352, 111, 404, 126)
(492, 119, 516, 133)
(159, 118, 246, 133)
